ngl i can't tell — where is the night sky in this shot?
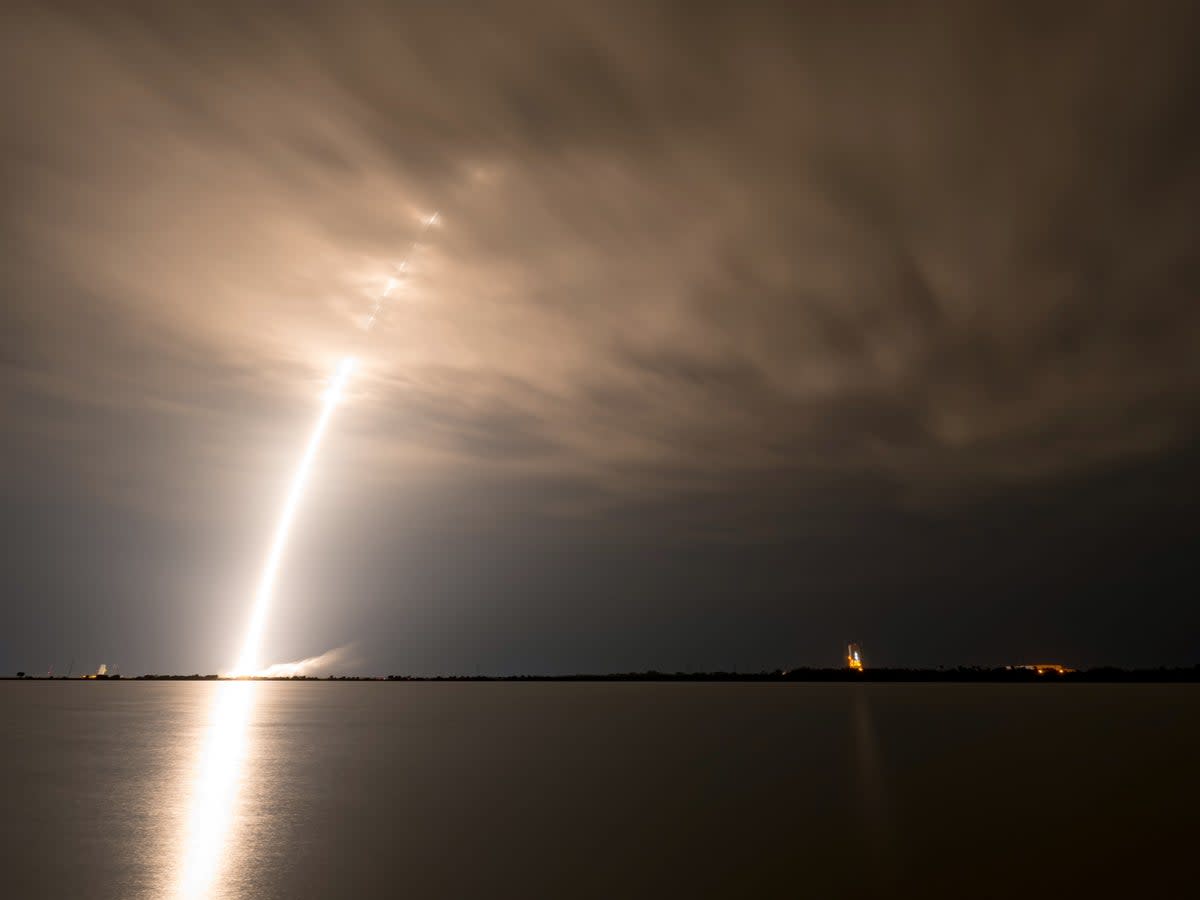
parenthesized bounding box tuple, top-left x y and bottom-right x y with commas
(3, 2, 1198, 675)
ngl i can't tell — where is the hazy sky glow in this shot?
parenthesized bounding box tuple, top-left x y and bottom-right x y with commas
(2, 1, 1198, 674)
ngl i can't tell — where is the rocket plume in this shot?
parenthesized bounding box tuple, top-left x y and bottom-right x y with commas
(363, 211, 438, 332)
(231, 357, 355, 676)
(229, 211, 439, 676)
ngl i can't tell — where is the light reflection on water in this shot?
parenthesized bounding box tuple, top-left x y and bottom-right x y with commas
(851, 686, 894, 885)
(173, 681, 257, 899)
(4, 683, 1196, 898)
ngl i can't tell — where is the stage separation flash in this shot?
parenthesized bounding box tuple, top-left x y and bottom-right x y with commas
(229, 212, 439, 676)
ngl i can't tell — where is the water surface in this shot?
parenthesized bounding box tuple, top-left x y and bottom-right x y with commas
(2, 682, 1194, 897)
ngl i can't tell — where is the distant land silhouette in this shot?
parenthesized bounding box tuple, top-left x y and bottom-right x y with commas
(6, 667, 1200, 683)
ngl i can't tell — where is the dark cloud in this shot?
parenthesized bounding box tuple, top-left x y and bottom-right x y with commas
(2, 1, 1198, 672)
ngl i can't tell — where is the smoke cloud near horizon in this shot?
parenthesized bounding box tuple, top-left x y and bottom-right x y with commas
(252, 645, 357, 679)
(2, 2, 1198, 673)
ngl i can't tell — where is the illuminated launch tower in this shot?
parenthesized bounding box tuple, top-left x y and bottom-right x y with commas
(847, 643, 864, 671)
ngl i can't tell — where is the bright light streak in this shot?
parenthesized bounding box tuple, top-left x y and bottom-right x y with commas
(174, 681, 256, 899)
(231, 211, 439, 677)
(231, 356, 357, 676)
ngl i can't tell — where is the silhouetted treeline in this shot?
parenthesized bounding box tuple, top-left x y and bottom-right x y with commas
(6, 666, 1200, 682)
(379, 666, 1200, 683)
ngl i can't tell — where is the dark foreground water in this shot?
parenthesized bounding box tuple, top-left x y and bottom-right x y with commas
(1, 682, 1195, 898)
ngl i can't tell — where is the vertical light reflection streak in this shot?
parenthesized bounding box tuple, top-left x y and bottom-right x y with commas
(171, 358, 356, 896)
(851, 687, 893, 876)
(174, 681, 257, 899)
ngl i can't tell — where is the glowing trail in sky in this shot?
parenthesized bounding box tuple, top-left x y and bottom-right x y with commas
(230, 211, 439, 675)
(231, 356, 356, 675)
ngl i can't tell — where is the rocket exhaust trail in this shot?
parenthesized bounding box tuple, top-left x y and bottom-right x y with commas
(231, 357, 355, 676)
(363, 211, 438, 333)
(230, 212, 438, 676)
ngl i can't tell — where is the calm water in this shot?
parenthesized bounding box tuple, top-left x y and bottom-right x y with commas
(1, 682, 1195, 898)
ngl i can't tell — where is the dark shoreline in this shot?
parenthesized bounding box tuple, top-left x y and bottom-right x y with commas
(5, 667, 1200, 683)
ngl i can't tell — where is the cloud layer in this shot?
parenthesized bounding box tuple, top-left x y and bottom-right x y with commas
(6, 2, 1198, 518)
(3, 3, 1199, 671)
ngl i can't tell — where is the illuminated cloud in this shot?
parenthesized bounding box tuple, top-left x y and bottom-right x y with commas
(4, 4, 1198, 526)
(2, 3, 1198, 671)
